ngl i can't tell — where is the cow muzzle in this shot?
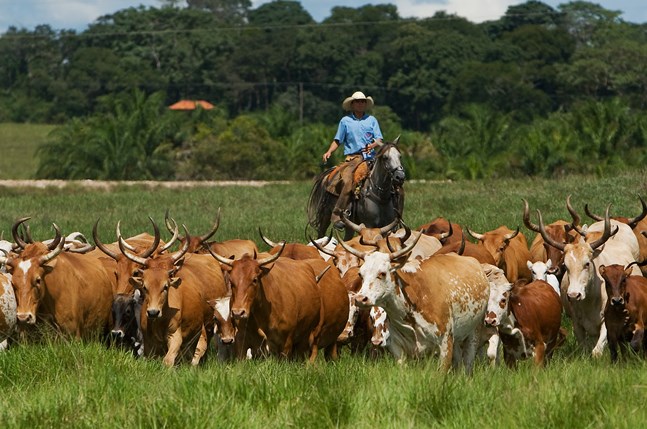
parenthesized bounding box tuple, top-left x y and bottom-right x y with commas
(231, 308, 248, 319)
(219, 336, 234, 345)
(354, 294, 373, 307)
(567, 291, 583, 301)
(16, 312, 35, 325)
(484, 316, 498, 328)
(110, 329, 125, 339)
(147, 308, 161, 319)
(610, 296, 625, 306)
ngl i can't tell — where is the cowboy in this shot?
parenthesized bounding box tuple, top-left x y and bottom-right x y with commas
(322, 91, 383, 230)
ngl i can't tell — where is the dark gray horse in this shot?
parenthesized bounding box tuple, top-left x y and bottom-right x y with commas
(307, 137, 405, 240)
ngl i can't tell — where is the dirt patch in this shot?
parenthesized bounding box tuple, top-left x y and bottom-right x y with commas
(0, 180, 291, 190)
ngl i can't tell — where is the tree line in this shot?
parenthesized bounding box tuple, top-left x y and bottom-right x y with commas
(2, 0, 647, 180)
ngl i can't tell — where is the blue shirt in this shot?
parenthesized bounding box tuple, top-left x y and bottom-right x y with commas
(333, 113, 383, 156)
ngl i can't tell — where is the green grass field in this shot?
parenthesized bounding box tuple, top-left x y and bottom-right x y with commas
(1, 173, 647, 428)
(0, 123, 55, 179)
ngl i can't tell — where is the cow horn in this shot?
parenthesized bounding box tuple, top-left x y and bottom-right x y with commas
(589, 205, 614, 250)
(171, 224, 190, 265)
(341, 212, 363, 233)
(258, 228, 278, 248)
(627, 196, 647, 229)
(466, 227, 484, 241)
(584, 204, 603, 222)
(337, 231, 368, 260)
(116, 221, 137, 252)
(258, 241, 285, 266)
(308, 234, 336, 258)
(139, 217, 161, 258)
(566, 195, 582, 232)
(200, 208, 221, 243)
(315, 265, 332, 283)
(11, 217, 31, 250)
(65, 242, 95, 254)
(379, 217, 400, 236)
(160, 218, 179, 253)
(46, 223, 62, 251)
(457, 232, 466, 255)
(504, 227, 520, 243)
(207, 246, 235, 267)
(93, 219, 119, 260)
(389, 229, 422, 261)
(38, 225, 65, 265)
(522, 199, 540, 232)
(437, 220, 454, 243)
(119, 236, 148, 267)
(537, 209, 566, 251)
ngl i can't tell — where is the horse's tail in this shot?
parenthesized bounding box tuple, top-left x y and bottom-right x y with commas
(307, 167, 335, 232)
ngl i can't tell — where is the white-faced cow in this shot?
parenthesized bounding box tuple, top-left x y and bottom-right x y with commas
(345, 234, 489, 373)
(538, 205, 640, 357)
(0, 271, 17, 350)
(527, 260, 560, 296)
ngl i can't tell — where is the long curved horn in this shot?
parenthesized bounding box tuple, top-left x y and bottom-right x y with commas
(93, 219, 119, 260)
(139, 217, 161, 258)
(337, 232, 368, 260)
(589, 205, 613, 250)
(627, 196, 647, 229)
(200, 208, 221, 243)
(379, 217, 400, 236)
(258, 228, 278, 248)
(46, 223, 62, 251)
(38, 226, 65, 265)
(315, 265, 332, 283)
(159, 218, 179, 253)
(170, 224, 190, 265)
(566, 195, 581, 230)
(308, 234, 336, 258)
(537, 209, 566, 251)
(389, 229, 422, 261)
(66, 243, 95, 254)
(466, 227, 484, 241)
(258, 241, 285, 266)
(400, 222, 412, 244)
(522, 199, 540, 232)
(119, 236, 148, 266)
(341, 212, 363, 233)
(457, 232, 466, 255)
(116, 221, 137, 252)
(12, 217, 31, 250)
(0, 248, 8, 266)
(207, 246, 235, 267)
(584, 204, 603, 222)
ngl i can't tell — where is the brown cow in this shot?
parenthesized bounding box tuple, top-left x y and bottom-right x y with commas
(417, 217, 463, 246)
(4, 219, 112, 339)
(485, 271, 565, 368)
(209, 245, 322, 362)
(121, 225, 227, 367)
(599, 263, 647, 362)
(467, 225, 532, 282)
(435, 232, 496, 265)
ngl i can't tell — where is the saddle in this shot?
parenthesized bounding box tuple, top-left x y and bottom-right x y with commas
(325, 161, 370, 198)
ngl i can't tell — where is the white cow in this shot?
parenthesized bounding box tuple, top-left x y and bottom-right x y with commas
(527, 260, 560, 296)
(343, 234, 489, 373)
(539, 209, 640, 357)
(0, 272, 17, 351)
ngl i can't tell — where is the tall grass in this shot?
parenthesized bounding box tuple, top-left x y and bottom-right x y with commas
(1, 173, 647, 427)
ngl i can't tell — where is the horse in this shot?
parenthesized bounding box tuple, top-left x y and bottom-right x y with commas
(307, 137, 405, 241)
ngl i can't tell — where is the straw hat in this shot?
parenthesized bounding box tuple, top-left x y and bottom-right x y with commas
(342, 91, 374, 111)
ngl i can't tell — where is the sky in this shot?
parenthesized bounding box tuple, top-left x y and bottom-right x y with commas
(1, 0, 645, 34)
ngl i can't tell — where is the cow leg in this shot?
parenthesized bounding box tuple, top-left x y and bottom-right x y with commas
(487, 333, 500, 366)
(324, 343, 339, 361)
(572, 321, 588, 350)
(439, 334, 454, 372)
(191, 326, 209, 366)
(462, 333, 480, 375)
(592, 324, 608, 358)
(163, 330, 183, 367)
(533, 341, 546, 367)
(503, 347, 517, 369)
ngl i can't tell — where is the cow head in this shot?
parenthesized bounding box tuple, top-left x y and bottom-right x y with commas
(538, 205, 616, 301)
(599, 263, 632, 307)
(122, 223, 190, 319)
(467, 226, 520, 267)
(527, 260, 552, 281)
(3, 220, 65, 325)
(340, 232, 421, 307)
(110, 290, 143, 341)
(482, 264, 512, 327)
(208, 295, 236, 344)
(166, 208, 220, 253)
(208, 244, 284, 320)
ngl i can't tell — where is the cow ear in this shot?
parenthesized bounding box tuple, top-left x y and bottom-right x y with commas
(169, 277, 182, 288)
(592, 246, 605, 259)
(260, 265, 273, 275)
(526, 260, 532, 270)
(42, 264, 55, 274)
(598, 265, 606, 276)
(206, 298, 217, 309)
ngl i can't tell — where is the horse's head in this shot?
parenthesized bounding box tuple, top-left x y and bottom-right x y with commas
(375, 137, 405, 186)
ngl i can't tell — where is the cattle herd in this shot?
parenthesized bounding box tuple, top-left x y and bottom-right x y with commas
(2, 196, 647, 371)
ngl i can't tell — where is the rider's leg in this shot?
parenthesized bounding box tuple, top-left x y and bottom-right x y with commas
(331, 156, 362, 228)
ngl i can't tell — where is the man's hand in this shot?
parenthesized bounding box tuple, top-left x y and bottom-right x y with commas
(322, 151, 332, 163)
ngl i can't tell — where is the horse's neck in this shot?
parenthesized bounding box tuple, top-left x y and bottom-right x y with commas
(368, 157, 391, 198)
